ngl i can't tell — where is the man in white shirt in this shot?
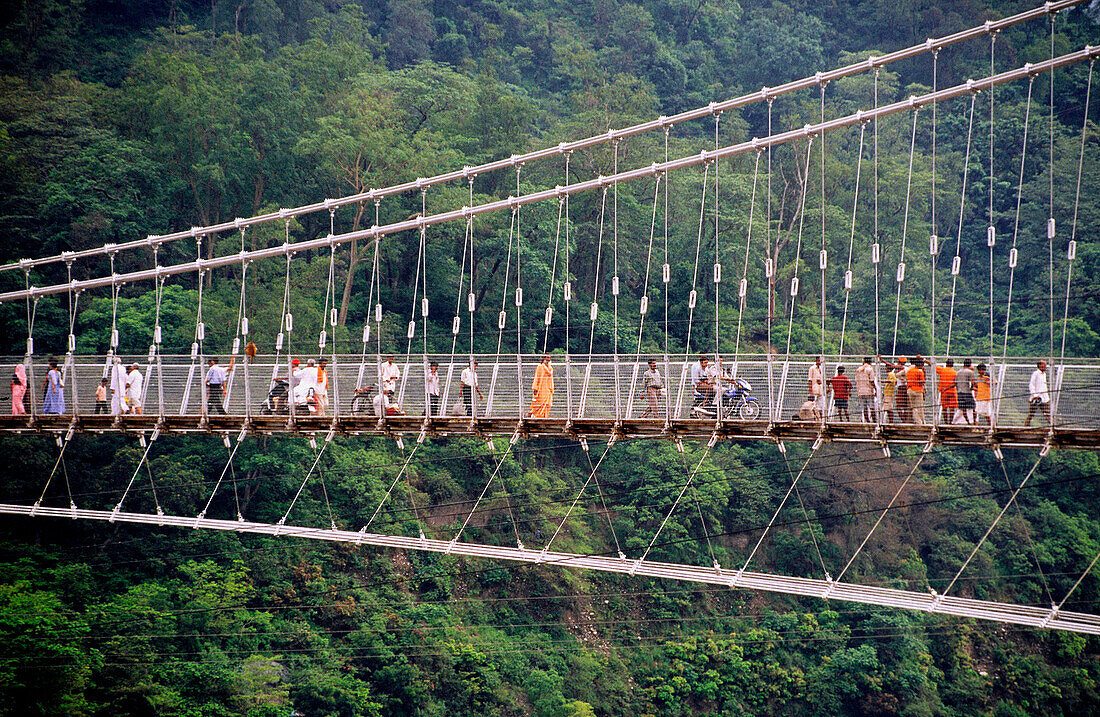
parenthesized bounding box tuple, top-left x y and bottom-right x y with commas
(110, 357, 128, 415)
(460, 360, 482, 417)
(1025, 359, 1051, 427)
(426, 361, 441, 416)
(808, 356, 824, 412)
(125, 363, 144, 415)
(380, 355, 401, 395)
(206, 357, 233, 415)
(690, 355, 716, 415)
(641, 359, 664, 418)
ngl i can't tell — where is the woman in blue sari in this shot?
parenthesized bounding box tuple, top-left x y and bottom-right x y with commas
(42, 358, 65, 414)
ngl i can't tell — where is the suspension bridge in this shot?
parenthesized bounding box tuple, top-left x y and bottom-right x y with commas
(3, 0, 1100, 635)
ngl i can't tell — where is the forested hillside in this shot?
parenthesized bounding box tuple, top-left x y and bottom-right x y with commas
(2, 1, 1100, 715)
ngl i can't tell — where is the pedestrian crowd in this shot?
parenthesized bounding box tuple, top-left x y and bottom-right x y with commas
(7, 351, 1057, 429)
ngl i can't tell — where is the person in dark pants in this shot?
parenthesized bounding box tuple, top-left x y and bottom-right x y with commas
(460, 360, 481, 417)
(426, 361, 441, 417)
(94, 378, 109, 414)
(206, 357, 234, 415)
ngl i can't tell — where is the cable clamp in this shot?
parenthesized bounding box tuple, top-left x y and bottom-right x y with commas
(417, 429, 426, 444)
(923, 439, 934, 454)
(992, 446, 1004, 460)
(812, 436, 823, 451)
(713, 560, 722, 575)
(1040, 440, 1051, 457)
(580, 438, 589, 453)
(675, 439, 685, 454)
(1040, 603, 1060, 629)
(629, 558, 642, 576)
(707, 433, 718, 448)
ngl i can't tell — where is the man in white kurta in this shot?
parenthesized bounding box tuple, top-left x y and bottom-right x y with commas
(126, 364, 144, 415)
(110, 357, 128, 415)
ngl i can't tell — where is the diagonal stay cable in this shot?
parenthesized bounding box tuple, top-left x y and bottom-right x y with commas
(679, 443, 720, 571)
(833, 448, 929, 586)
(276, 436, 332, 530)
(448, 432, 523, 551)
(632, 436, 716, 571)
(582, 437, 624, 559)
(539, 440, 615, 561)
(738, 440, 823, 579)
(363, 438, 423, 532)
(935, 450, 1049, 605)
(110, 431, 159, 521)
(196, 431, 247, 525)
(31, 428, 77, 514)
(783, 445, 829, 580)
(995, 453, 1054, 605)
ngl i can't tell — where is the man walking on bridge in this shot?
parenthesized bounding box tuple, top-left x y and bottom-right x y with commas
(206, 357, 234, 415)
(1026, 360, 1051, 427)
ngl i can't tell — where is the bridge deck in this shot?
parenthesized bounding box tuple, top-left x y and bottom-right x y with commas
(2, 412, 1095, 449)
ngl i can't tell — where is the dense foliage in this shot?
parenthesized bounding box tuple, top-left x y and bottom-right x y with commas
(2, 1, 1100, 715)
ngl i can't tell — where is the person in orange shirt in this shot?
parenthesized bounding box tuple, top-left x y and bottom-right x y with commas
(528, 354, 553, 418)
(974, 363, 995, 427)
(906, 356, 926, 425)
(936, 358, 958, 424)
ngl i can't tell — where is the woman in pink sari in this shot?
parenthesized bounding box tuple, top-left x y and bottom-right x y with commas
(11, 363, 26, 415)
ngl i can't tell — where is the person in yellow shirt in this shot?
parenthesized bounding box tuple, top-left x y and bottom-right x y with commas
(528, 354, 554, 418)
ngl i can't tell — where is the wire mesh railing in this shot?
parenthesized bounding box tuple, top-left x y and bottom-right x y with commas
(6, 353, 1098, 431)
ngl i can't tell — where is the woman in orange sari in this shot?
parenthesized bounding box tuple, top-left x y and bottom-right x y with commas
(528, 354, 553, 418)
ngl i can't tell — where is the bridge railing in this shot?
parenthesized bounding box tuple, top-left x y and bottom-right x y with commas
(8, 354, 1097, 430)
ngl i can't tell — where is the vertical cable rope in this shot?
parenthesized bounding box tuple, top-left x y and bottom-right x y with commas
(819, 82, 827, 360)
(733, 152, 762, 360)
(890, 111, 921, 356)
(873, 69, 881, 354)
(452, 200, 471, 359)
(930, 51, 939, 362)
(1001, 77, 1036, 365)
(542, 197, 564, 353)
(1049, 13, 1057, 361)
(783, 140, 815, 358)
(839, 124, 866, 357)
(714, 113, 721, 361)
(1061, 61, 1093, 367)
(946, 94, 978, 357)
(684, 164, 710, 356)
(406, 192, 427, 359)
(495, 208, 517, 357)
(588, 188, 608, 355)
(989, 33, 997, 360)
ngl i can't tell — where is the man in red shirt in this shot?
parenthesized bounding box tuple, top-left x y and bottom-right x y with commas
(828, 365, 854, 422)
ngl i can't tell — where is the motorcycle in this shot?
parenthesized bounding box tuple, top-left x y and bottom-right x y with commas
(692, 377, 762, 420)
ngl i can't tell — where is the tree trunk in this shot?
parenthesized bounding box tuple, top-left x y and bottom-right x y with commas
(337, 201, 367, 326)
